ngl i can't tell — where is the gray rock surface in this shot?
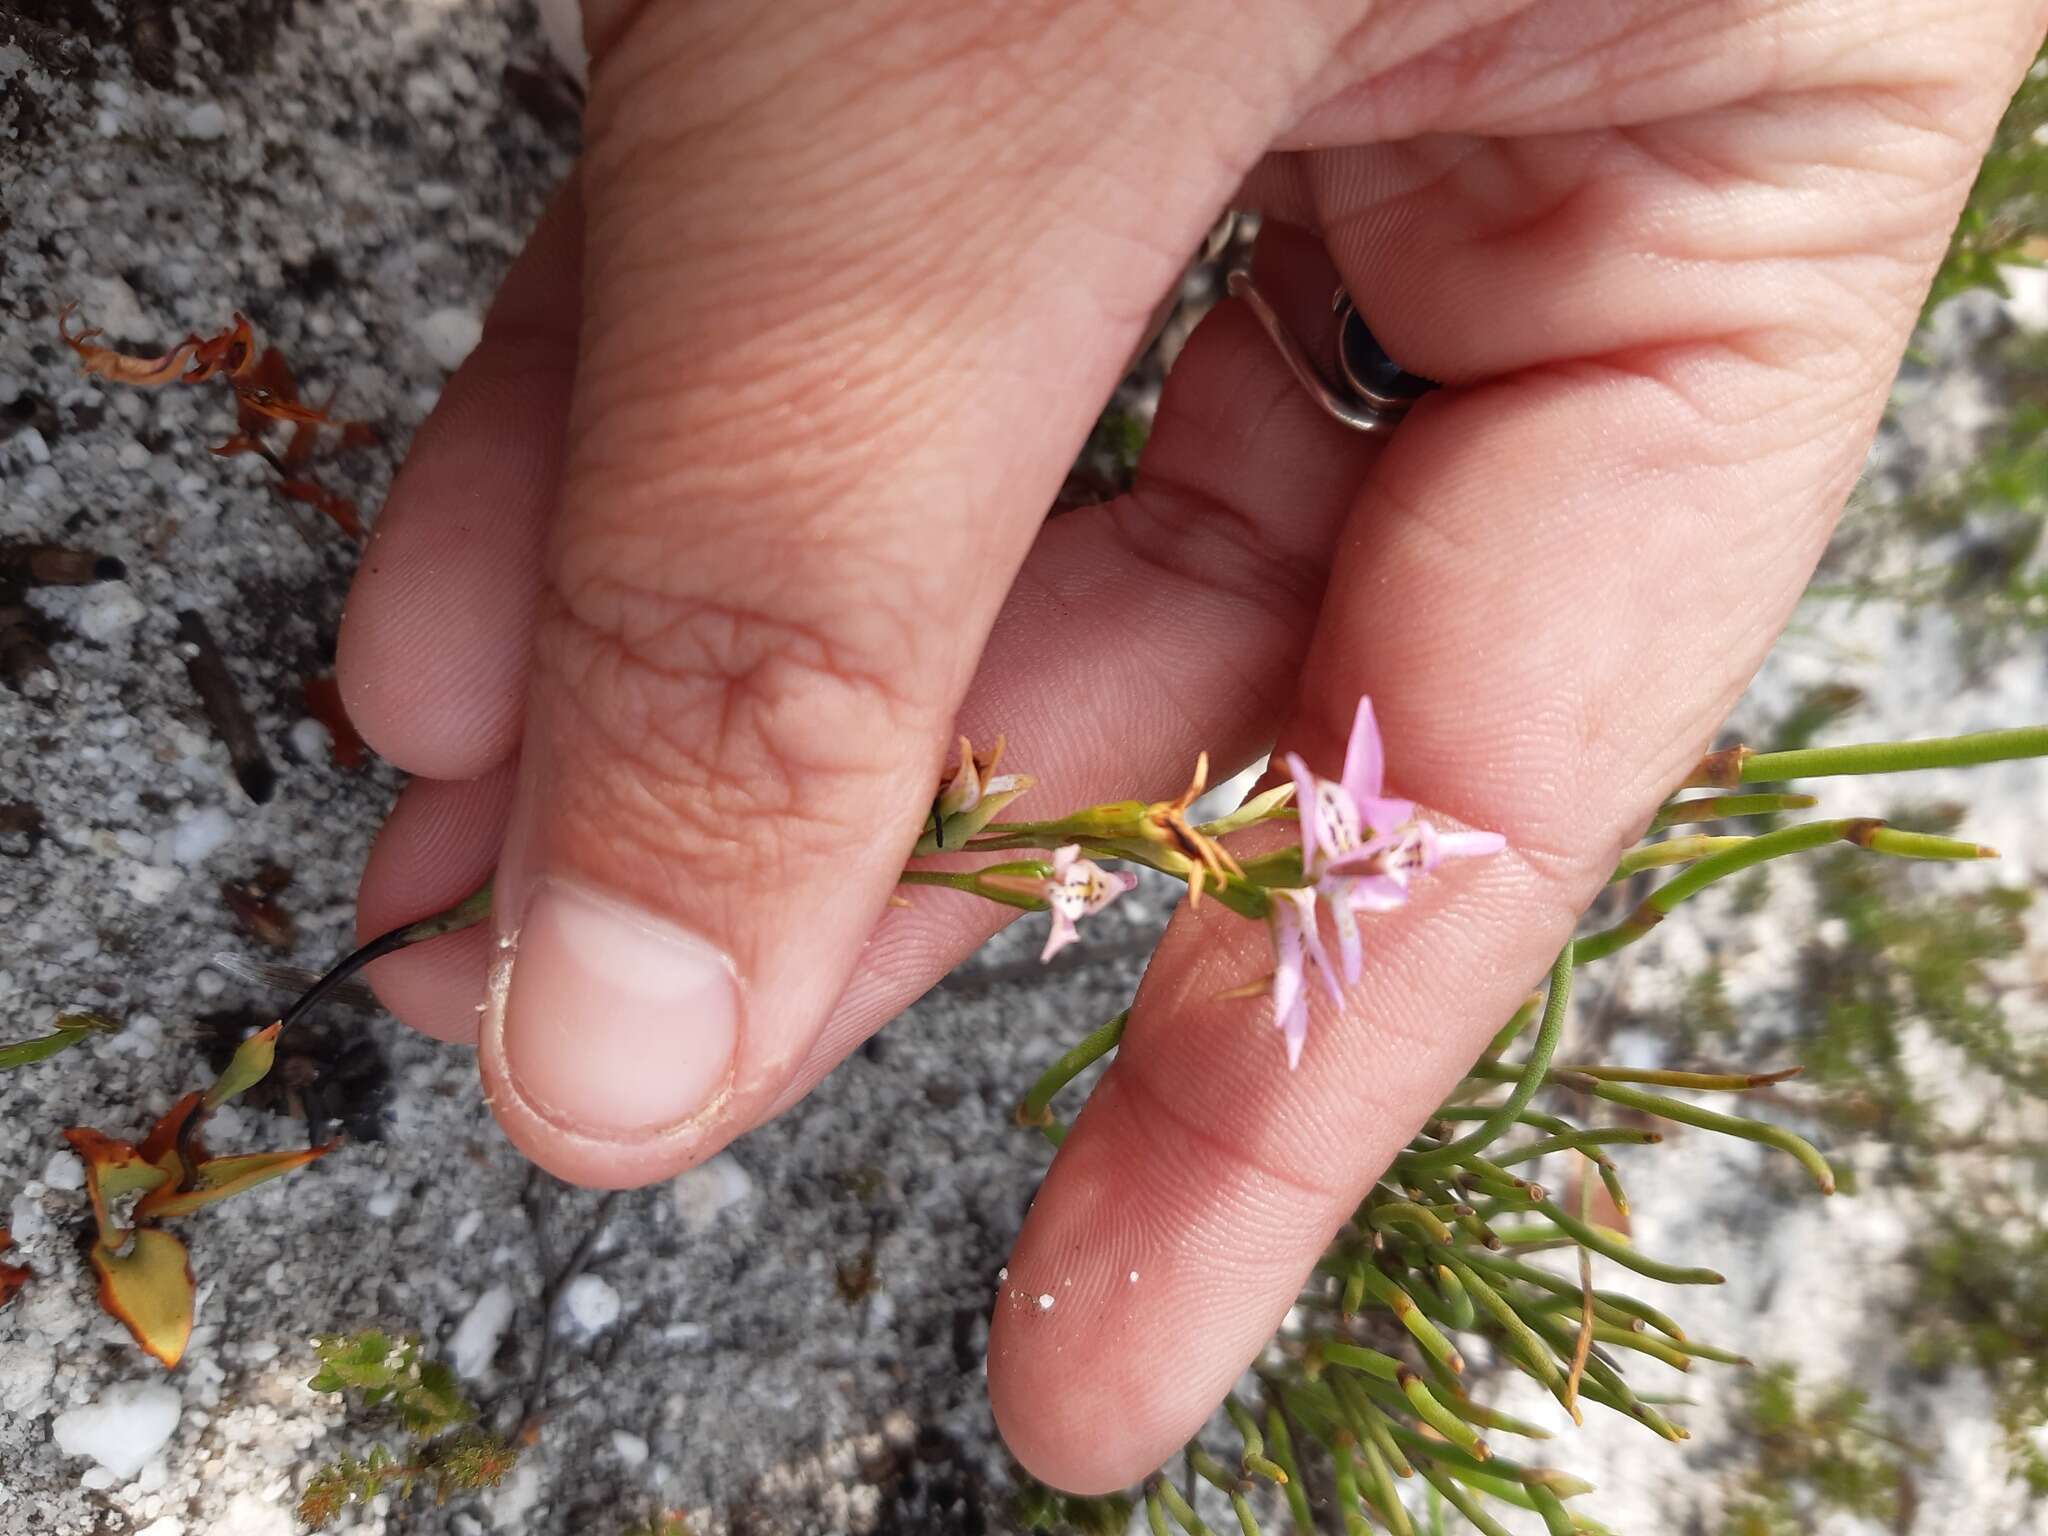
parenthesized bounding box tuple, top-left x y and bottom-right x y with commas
(0, 3, 1126, 1530)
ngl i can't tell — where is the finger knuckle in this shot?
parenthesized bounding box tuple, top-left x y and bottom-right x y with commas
(533, 561, 925, 868)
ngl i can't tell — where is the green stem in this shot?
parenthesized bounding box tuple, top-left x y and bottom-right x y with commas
(1650, 793, 1816, 829)
(1546, 1064, 1800, 1092)
(1573, 818, 1986, 964)
(1355, 1437, 1414, 1536)
(1223, 1397, 1288, 1485)
(1365, 1200, 1459, 1245)
(1432, 1262, 1476, 1332)
(1508, 1189, 1723, 1286)
(1733, 725, 2048, 783)
(1459, 1251, 1688, 1339)
(1478, 1061, 1838, 1195)
(1434, 1251, 1564, 1395)
(896, 867, 1049, 911)
(1356, 1267, 1465, 1374)
(1404, 947, 1571, 1174)
(1314, 1340, 1405, 1383)
(1154, 1477, 1217, 1536)
(1485, 1128, 1662, 1166)
(1018, 1011, 1128, 1127)
(1260, 1406, 1316, 1536)
(1411, 1461, 1514, 1536)
(1608, 835, 1749, 883)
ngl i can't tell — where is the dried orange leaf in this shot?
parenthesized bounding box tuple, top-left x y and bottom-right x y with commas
(58, 304, 204, 387)
(140, 1092, 204, 1163)
(233, 347, 301, 436)
(184, 314, 257, 384)
(209, 432, 267, 459)
(90, 1230, 194, 1367)
(139, 1090, 208, 1183)
(138, 1145, 333, 1221)
(237, 390, 336, 428)
(62, 1128, 171, 1241)
(276, 478, 366, 541)
(205, 1021, 281, 1111)
(0, 1228, 29, 1310)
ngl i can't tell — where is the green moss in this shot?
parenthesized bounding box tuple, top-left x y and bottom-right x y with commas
(299, 1333, 519, 1528)
(1719, 1366, 1910, 1536)
(1905, 1220, 2048, 1496)
(1796, 841, 2038, 1149)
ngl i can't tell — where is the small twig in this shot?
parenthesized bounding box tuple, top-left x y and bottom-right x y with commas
(0, 544, 125, 587)
(1564, 1157, 1597, 1419)
(516, 1189, 621, 1439)
(176, 609, 275, 803)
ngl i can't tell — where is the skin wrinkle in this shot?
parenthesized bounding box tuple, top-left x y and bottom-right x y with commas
(531, 600, 921, 841)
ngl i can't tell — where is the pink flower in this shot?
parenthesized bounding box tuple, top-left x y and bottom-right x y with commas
(1269, 888, 1340, 1070)
(1264, 696, 1505, 1063)
(1041, 846, 1138, 962)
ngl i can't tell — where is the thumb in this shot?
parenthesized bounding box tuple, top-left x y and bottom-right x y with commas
(478, 0, 1327, 1185)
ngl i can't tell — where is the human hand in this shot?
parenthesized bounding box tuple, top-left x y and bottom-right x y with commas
(337, 0, 2047, 1492)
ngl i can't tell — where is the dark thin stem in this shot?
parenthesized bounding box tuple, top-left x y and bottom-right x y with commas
(518, 1189, 622, 1437)
(278, 884, 493, 1033)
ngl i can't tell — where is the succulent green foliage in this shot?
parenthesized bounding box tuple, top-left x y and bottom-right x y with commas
(1905, 1218, 2048, 1496)
(1014, 1478, 1135, 1535)
(0, 1010, 120, 1072)
(308, 1331, 477, 1437)
(1025, 969, 1818, 1533)
(1718, 1366, 1910, 1536)
(1923, 41, 2048, 316)
(301, 1333, 518, 1528)
(1012, 714, 2048, 1534)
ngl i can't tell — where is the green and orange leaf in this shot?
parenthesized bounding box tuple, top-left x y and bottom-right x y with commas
(62, 1128, 171, 1241)
(137, 1145, 334, 1222)
(90, 1230, 194, 1367)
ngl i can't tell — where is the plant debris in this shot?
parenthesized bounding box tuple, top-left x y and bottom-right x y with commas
(220, 865, 297, 951)
(174, 608, 277, 804)
(59, 304, 377, 544)
(0, 543, 126, 587)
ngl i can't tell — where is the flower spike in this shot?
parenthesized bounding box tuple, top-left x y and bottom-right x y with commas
(1257, 697, 1504, 1066)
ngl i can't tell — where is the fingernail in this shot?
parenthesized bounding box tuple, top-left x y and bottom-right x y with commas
(491, 878, 740, 1141)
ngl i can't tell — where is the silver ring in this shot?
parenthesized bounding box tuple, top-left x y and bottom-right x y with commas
(1226, 271, 1436, 434)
